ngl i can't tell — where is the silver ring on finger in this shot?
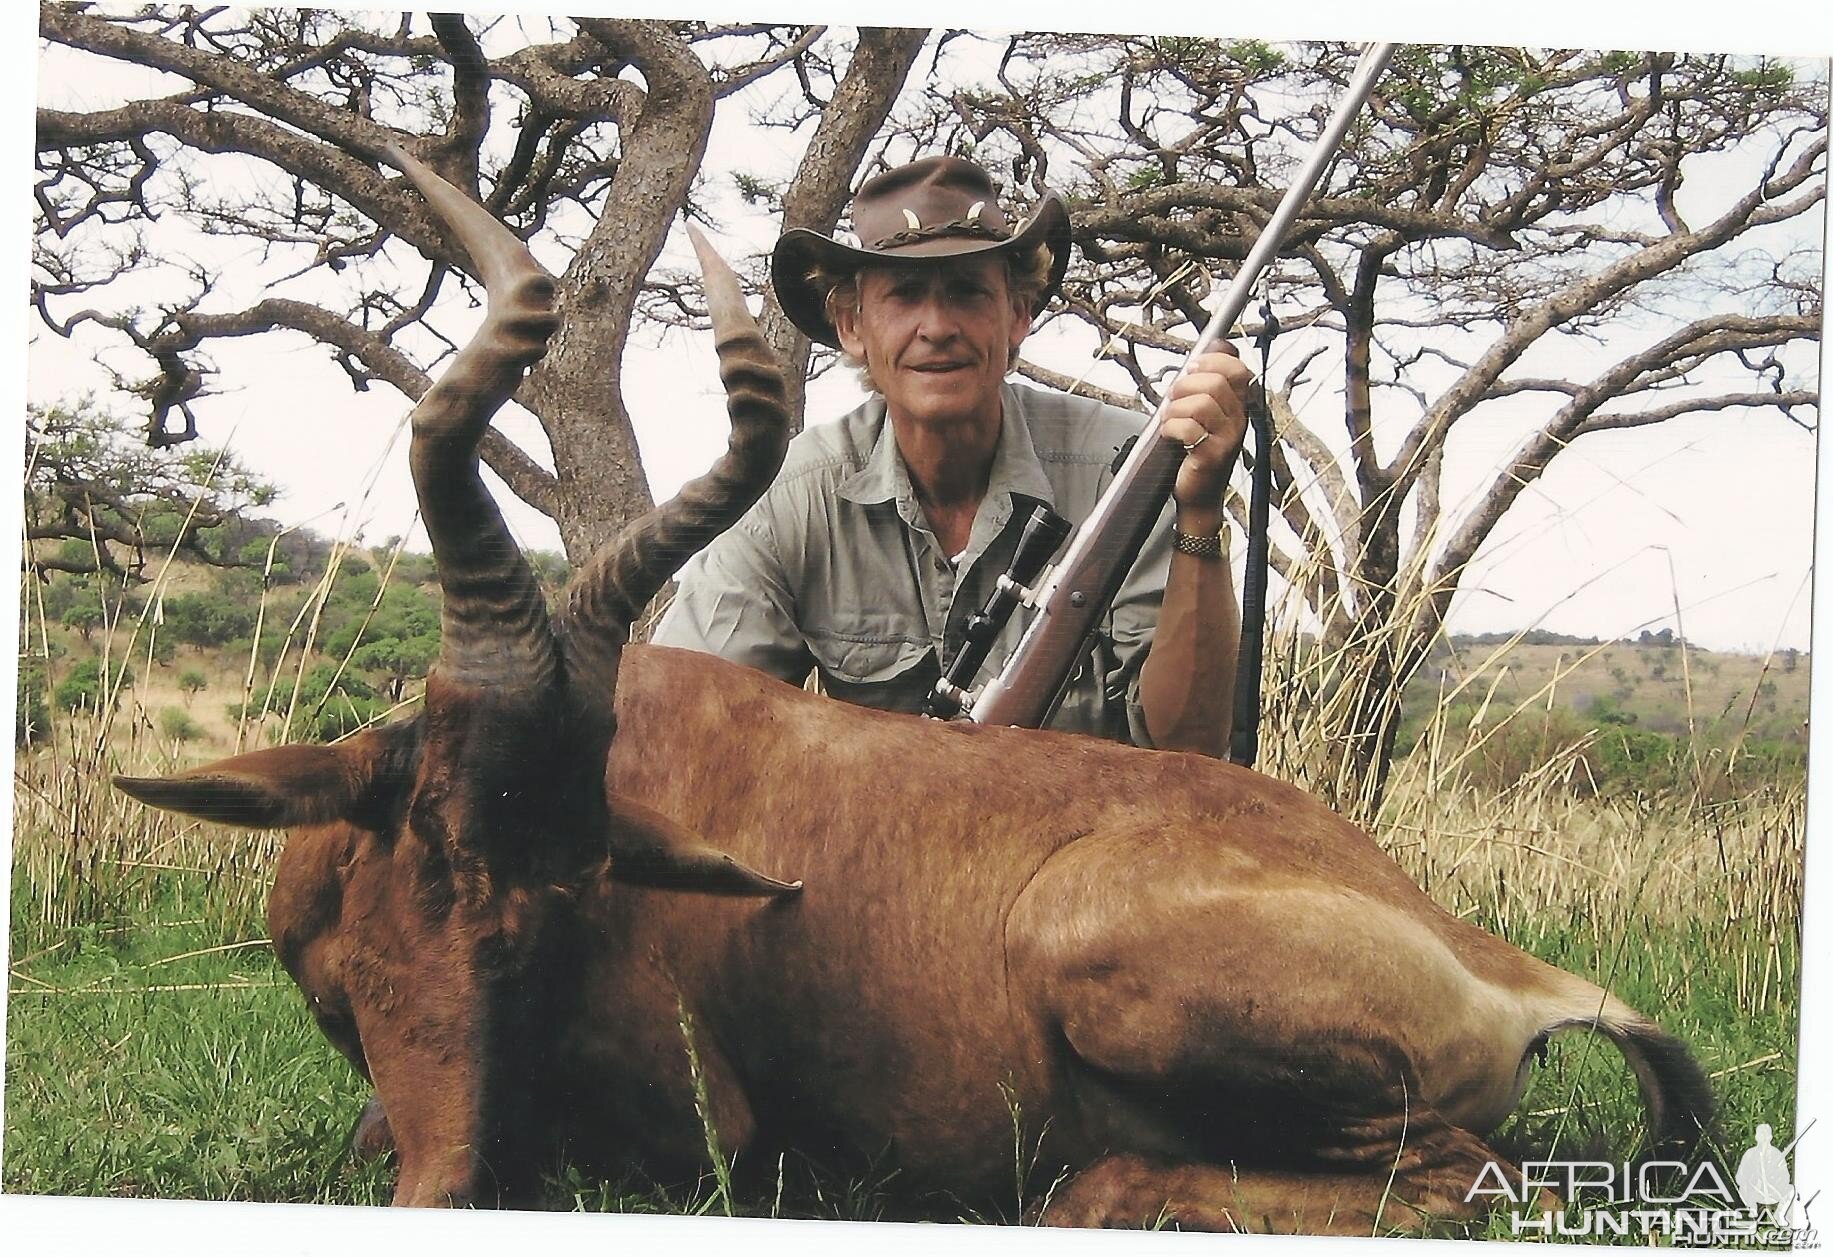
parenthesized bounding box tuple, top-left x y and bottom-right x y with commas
(1182, 431, 1210, 453)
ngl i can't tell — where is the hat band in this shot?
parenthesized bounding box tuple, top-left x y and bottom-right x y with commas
(868, 219, 1012, 251)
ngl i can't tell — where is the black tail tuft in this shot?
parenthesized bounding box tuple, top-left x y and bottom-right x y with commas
(1612, 1020, 1717, 1164)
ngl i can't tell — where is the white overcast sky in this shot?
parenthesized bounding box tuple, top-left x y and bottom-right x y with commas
(16, 2, 1830, 655)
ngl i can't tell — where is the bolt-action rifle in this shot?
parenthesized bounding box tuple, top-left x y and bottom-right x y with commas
(926, 43, 1396, 766)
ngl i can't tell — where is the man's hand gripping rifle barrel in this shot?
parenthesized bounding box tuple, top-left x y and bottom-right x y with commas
(927, 43, 1396, 755)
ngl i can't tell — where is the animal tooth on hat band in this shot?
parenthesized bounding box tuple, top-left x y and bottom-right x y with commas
(966, 201, 984, 222)
(902, 208, 922, 229)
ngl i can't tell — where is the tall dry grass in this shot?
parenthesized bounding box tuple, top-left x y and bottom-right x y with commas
(1238, 536, 1805, 1015)
(12, 491, 423, 954)
(11, 708, 285, 955)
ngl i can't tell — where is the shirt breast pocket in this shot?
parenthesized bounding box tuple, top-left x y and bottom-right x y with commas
(804, 627, 940, 717)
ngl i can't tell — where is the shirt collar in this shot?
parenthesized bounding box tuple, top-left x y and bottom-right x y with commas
(835, 385, 1057, 514)
(836, 399, 906, 506)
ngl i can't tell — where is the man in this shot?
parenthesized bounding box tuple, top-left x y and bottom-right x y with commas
(655, 156, 1250, 756)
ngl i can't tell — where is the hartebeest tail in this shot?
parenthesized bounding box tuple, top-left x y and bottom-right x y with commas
(1536, 988, 1717, 1164)
(1461, 943, 1714, 1173)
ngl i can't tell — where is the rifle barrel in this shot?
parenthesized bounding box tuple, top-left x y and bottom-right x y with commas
(969, 43, 1396, 731)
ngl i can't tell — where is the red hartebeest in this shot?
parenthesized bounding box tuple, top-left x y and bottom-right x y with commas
(116, 148, 1712, 1229)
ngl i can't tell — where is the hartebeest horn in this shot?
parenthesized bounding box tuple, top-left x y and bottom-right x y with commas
(557, 225, 791, 693)
(388, 143, 563, 692)
(547, 224, 799, 896)
(390, 155, 795, 896)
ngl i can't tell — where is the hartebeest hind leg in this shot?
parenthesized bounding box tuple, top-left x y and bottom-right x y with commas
(1007, 819, 1566, 1234)
(1038, 1128, 1524, 1235)
(1037, 1031, 1520, 1233)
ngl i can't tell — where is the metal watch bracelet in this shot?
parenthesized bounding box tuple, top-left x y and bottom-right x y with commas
(1172, 528, 1226, 559)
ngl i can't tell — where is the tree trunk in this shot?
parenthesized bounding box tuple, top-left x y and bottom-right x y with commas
(530, 26, 932, 560)
(760, 27, 930, 431)
(523, 347, 652, 560)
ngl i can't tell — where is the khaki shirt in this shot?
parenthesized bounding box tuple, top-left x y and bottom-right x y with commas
(652, 382, 1174, 744)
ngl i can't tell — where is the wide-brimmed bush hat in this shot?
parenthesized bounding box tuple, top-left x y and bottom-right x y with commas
(771, 155, 1071, 348)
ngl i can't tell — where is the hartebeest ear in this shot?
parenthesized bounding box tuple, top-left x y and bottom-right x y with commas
(115, 725, 418, 830)
(605, 793, 802, 897)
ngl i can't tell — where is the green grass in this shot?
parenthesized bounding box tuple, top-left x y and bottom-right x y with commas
(4, 904, 393, 1205)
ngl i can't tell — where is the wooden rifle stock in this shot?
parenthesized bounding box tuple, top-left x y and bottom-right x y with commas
(966, 43, 1396, 735)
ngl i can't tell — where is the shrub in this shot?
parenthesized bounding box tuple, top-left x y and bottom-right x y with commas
(161, 592, 257, 650)
(237, 537, 290, 579)
(36, 573, 81, 620)
(59, 602, 104, 642)
(147, 632, 177, 666)
(1585, 694, 1637, 727)
(53, 658, 131, 713)
(179, 669, 209, 703)
(335, 566, 381, 606)
(351, 634, 439, 699)
(1582, 725, 1685, 795)
(322, 582, 442, 699)
(158, 707, 202, 742)
(295, 663, 387, 742)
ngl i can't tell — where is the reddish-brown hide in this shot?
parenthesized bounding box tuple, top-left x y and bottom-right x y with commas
(115, 149, 1711, 1228)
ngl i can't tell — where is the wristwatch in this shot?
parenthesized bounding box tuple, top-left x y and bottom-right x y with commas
(1172, 528, 1228, 559)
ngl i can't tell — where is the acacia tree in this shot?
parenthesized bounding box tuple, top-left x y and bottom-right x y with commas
(35, 6, 927, 555)
(887, 38, 1824, 803)
(24, 400, 278, 579)
(35, 14, 1826, 802)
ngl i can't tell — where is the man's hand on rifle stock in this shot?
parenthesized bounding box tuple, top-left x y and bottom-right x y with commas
(1163, 345, 1254, 533)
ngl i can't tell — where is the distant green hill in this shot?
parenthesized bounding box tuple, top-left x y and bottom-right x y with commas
(1396, 633, 1808, 796)
(1414, 634, 1808, 741)
(18, 538, 571, 753)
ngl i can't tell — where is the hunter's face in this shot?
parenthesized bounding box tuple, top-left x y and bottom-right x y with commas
(836, 257, 1030, 437)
